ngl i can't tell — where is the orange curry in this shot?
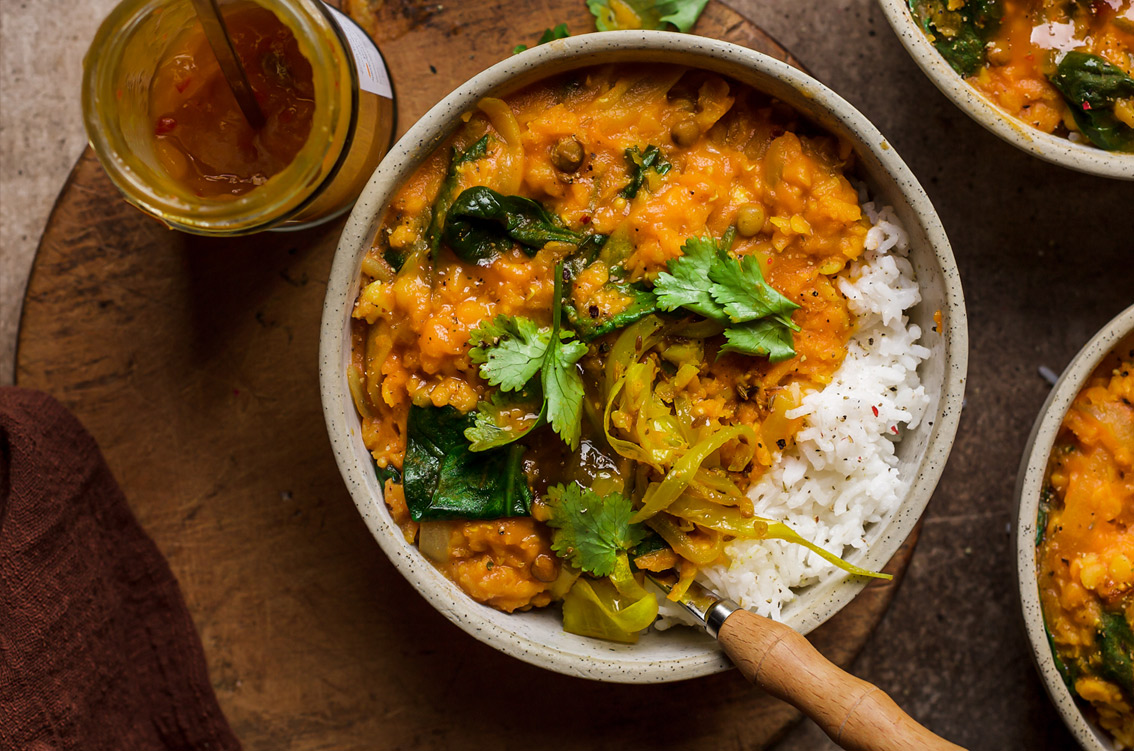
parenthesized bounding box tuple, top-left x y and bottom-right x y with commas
(912, 0, 1134, 151)
(349, 65, 875, 631)
(1038, 346, 1134, 745)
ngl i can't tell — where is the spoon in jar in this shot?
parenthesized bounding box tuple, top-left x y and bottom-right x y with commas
(189, 0, 265, 129)
(647, 573, 966, 751)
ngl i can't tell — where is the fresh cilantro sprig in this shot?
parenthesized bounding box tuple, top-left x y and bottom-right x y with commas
(468, 316, 551, 392)
(463, 386, 541, 452)
(513, 23, 570, 55)
(545, 483, 647, 577)
(466, 264, 587, 450)
(588, 0, 711, 33)
(654, 233, 801, 362)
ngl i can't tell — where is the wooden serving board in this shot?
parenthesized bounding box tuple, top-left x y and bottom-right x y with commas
(16, 3, 918, 749)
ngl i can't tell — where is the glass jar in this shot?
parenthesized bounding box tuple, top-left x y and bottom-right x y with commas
(82, 0, 396, 235)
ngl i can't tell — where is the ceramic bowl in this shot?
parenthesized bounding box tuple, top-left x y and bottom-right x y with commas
(1015, 304, 1134, 749)
(877, 0, 1134, 181)
(319, 30, 969, 683)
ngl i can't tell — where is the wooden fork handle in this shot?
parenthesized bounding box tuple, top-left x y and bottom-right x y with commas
(717, 609, 965, 751)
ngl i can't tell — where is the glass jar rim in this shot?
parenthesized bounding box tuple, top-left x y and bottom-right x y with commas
(82, 0, 357, 235)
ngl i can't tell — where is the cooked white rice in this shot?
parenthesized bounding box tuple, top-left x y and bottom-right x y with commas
(659, 203, 931, 625)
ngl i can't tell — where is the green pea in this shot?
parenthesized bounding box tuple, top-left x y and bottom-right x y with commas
(736, 203, 767, 237)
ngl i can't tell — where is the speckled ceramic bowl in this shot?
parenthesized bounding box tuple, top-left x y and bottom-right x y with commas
(877, 0, 1134, 180)
(1016, 304, 1134, 750)
(319, 31, 969, 683)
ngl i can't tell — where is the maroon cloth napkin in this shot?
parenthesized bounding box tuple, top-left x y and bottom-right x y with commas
(0, 388, 240, 751)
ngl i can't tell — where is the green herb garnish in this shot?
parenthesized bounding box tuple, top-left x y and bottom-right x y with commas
(546, 483, 648, 577)
(469, 315, 551, 392)
(463, 387, 542, 452)
(466, 264, 587, 450)
(587, 0, 710, 33)
(653, 233, 800, 361)
(513, 23, 570, 55)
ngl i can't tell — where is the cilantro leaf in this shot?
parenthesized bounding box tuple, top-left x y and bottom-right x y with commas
(469, 315, 551, 392)
(543, 333, 587, 450)
(464, 386, 544, 451)
(653, 233, 799, 360)
(588, 0, 710, 33)
(546, 483, 648, 577)
(620, 145, 672, 199)
(513, 23, 570, 54)
(466, 263, 587, 451)
(719, 319, 797, 362)
(653, 237, 721, 320)
(658, 0, 711, 32)
(707, 249, 800, 327)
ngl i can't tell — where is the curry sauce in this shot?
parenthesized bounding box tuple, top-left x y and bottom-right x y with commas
(1038, 346, 1134, 745)
(912, 0, 1134, 151)
(349, 65, 876, 617)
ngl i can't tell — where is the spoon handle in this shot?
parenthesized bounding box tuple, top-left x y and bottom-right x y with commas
(189, 0, 265, 129)
(717, 609, 965, 751)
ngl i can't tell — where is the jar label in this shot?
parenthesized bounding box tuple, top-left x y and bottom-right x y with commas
(324, 4, 393, 100)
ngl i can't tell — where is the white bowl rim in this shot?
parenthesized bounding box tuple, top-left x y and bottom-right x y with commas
(319, 29, 969, 683)
(1014, 304, 1134, 751)
(876, 0, 1134, 181)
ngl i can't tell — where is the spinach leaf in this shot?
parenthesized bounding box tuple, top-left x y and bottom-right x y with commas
(564, 281, 659, 341)
(513, 23, 570, 54)
(620, 145, 672, 199)
(402, 404, 532, 521)
(442, 186, 584, 263)
(1036, 484, 1056, 548)
(426, 135, 491, 258)
(909, 0, 1001, 77)
(383, 248, 407, 273)
(561, 232, 659, 340)
(563, 233, 608, 279)
(1045, 621, 1079, 697)
(1049, 52, 1134, 152)
(375, 462, 402, 485)
(1098, 610, 1134, 701)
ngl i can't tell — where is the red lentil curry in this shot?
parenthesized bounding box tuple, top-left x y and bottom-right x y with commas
(1038, 344, 1134, 745)
(349, 64, 887, 642)
(911, 0, 1134, 151)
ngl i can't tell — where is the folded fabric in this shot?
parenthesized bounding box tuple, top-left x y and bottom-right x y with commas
(0, 387, 240, 751)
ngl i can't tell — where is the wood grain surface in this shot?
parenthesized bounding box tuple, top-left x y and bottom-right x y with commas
(15, 3, 919, 749)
